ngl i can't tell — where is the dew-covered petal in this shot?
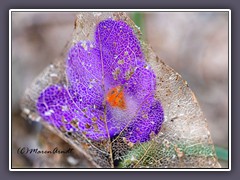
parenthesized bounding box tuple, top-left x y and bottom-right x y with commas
(95, 19, 144, 89)
(124, 62, 156, 103)
(67, 41, 104, 108)
(124, 100, 164, 143)
(66, 41, 128, 138)
(36, 85, 109, 140)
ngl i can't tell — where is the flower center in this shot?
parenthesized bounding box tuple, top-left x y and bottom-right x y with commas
(106, 86, 126, 109)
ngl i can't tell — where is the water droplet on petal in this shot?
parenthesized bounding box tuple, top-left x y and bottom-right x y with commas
(62, 105, 68, 111)
(118, 59, 124, 65)
(81, 41, 88, 51)
(88, 84, 93, 89)
(44, 109, 54, 116)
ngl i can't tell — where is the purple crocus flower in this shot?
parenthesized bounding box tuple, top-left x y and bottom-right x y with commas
(36, 19, 164, 143)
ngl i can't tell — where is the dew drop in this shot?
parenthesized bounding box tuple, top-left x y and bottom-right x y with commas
(117, 59, 124, 65)
(62, 105, 68, 111)
(44, 109, 54, 116)
(88, 84, 93, 89)
(81, 41, 88, 51)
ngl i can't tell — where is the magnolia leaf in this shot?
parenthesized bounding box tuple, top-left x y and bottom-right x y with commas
(20, 12, 221, 168)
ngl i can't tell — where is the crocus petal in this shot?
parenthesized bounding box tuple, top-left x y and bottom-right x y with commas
(36, 85, 108, 140)
(67, 41, 104, 108)
(95, 19, 144, 88)
(124, 61, 156, 103)
(124, 100, 164, 143)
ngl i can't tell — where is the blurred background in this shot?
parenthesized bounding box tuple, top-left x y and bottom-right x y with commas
(11, 11, 229, 168)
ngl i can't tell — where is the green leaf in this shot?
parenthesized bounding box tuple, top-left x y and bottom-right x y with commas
(215, 146, 228, 161)
(119, 141, 217, 168)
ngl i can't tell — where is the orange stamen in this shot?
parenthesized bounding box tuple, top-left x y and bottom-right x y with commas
(106, 86, 126, 109)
